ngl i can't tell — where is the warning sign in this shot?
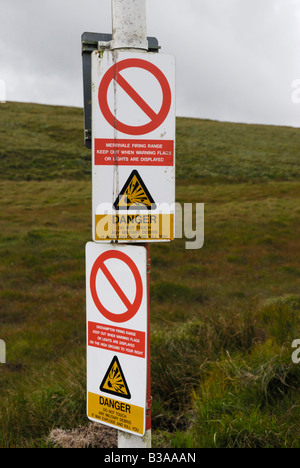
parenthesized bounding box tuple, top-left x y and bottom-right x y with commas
(113, 170, 156, 210)
(100, 356, 131, 399)
(91, 51, 176, 244)
(86, 243, 147, 436)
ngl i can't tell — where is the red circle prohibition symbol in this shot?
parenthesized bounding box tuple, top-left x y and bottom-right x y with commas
(99, 58, 172, 135)
(90, 250, 143, 323)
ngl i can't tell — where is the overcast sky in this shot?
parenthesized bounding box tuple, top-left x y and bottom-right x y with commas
(1, 0, 300, 127)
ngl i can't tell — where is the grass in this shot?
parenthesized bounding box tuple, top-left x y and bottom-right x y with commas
(0, 102, 299, 447)
(171, 339, 300, 448)
(176, 118, 300, 182)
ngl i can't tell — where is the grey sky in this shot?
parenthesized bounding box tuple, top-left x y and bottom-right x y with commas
(1, 0, 300, 127)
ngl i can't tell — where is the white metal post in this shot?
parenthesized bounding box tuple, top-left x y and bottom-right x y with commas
(110, 0, 151, 449)
(111, 0, 148, 51)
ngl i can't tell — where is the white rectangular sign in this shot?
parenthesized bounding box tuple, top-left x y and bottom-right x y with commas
(91, 50, 176, 243)
(86, 242, 148, 436)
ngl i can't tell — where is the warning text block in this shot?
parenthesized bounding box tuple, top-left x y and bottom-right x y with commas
(88, 322, 146, 358)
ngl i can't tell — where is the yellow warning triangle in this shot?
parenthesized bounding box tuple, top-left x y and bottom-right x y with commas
(114, 170, 156, 210)
(100, 356, 131, 399)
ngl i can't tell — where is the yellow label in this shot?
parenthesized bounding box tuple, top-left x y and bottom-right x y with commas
(95, 214, 174, 241)
(88, 392, 145, 435)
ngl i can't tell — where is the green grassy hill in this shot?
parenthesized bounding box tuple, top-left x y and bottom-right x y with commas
(0, 102, 299, 448)
(1, 102, 300, 182)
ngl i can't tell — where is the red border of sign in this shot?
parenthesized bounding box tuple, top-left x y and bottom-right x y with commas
(98, 58, 172, 136)
(90, 250, 143, 323)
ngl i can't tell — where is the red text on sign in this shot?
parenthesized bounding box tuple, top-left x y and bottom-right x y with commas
(88, 322, 146, 358)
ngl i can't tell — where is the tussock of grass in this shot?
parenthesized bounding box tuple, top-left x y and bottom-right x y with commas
(150, 310, 259, 431)
(260, 295, 300, 344)
(186, 341, 300, 448)
(48, 423, 117, 449)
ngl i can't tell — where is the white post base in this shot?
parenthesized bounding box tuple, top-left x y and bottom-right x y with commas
(118, 429, 151, 448)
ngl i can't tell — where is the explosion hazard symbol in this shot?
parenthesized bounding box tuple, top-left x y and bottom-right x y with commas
(113, 170, 156, 210)
(100, 356, 131, 399)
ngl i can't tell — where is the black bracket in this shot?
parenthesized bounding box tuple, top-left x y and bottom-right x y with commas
(81, 32, 160, 149)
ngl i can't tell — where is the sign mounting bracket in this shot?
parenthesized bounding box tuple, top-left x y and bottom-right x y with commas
(81, 32, 160, 149)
